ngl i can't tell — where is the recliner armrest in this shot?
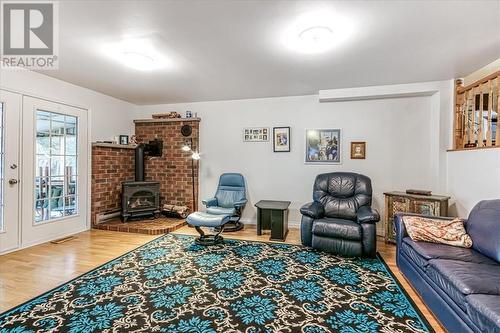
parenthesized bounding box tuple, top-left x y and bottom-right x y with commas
(234, 199, 248, 208)
(202, 197, 218, 207)
(300, 202, 325, 219)
(357, 206, 380, 224)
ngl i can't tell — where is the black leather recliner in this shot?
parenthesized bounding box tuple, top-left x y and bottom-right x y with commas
(300, 172, 380, 257)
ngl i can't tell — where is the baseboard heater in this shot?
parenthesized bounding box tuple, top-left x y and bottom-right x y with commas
(96, 208, 121, 223)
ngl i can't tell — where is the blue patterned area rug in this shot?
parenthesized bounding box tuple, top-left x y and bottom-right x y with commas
(0, 234, 433, 333)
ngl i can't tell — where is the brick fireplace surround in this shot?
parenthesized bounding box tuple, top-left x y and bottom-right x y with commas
(91, 118, 200, 234)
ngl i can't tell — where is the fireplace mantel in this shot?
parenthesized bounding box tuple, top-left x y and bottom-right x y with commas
(133, 118, 201, 124)
(92, 142, 135, 149)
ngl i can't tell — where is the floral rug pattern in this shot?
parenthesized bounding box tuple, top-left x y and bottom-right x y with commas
(0, 234, 432, 332)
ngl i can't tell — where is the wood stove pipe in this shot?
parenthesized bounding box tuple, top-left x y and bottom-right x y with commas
(135, 144, 145, 181)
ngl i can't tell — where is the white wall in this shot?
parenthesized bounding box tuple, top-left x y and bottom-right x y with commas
(0, 68, 135, 141)
(447, 150, 500, 217)
(134, 83, 452, 233)
(2, 66, 495, 229)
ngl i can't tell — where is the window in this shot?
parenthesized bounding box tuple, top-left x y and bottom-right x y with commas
(35, 110, 78, 223)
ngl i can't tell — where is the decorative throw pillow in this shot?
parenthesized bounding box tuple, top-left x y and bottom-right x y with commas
(403, 216, 473, 248)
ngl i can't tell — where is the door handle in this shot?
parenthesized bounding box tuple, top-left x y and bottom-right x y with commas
(8, 179, 18, 185)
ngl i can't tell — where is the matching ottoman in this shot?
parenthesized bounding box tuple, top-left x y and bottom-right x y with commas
(187, 212, 231, 245)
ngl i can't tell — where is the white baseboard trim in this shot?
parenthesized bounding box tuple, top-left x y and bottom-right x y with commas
(241, 219, 384, 237)
(240, 219, 301, 229)
(0, 226, 90, 255)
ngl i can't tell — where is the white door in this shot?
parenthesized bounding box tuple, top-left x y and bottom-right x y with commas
(21, 97, 88, 247)
(0, 90, 21, 253)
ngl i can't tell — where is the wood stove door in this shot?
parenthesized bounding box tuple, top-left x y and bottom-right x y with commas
(21, 97, 89, 246)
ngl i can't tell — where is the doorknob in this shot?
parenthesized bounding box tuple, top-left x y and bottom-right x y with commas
(8, 179, 18, 185)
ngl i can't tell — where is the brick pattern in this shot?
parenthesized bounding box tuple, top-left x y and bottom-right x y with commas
(91, 146, 135, 225)
(135, 120, 200, 212)
(93, 217, 187, 235)
(91, 119, 200, 228)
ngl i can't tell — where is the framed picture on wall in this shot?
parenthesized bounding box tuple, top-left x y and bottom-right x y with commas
(273, 127, 290, 152)
(243, 127, 270, 142)
(305, 129, 341, 164)
(119, 135, 129, 145)
(350, 141, 366, 159)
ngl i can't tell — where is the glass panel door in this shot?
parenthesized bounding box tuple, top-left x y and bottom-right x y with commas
(0, 102, 4, 232)
(0, 90, 21, 254)
(21, 96, 88, 246)
(35, 111, 78, 223)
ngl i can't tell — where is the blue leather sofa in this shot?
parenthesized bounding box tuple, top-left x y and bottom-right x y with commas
(395, 199, 500, 333)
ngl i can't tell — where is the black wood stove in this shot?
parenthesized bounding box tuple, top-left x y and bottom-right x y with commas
(121, 140, 162, 221)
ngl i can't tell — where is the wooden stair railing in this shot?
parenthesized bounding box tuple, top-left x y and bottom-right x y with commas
(454, 71, 500, 150)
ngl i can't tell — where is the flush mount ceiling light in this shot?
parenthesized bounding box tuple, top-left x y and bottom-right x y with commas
(299, 26, 333, 51)
(283, 11, 354, 54)
(103, 37, 170, 71)
(122, 52, 155, 71)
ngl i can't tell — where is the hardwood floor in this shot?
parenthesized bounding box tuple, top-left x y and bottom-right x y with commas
(0, 226, 444, 332)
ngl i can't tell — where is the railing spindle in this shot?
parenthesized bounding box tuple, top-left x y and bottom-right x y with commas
(486, 80, 493, 146)
(470, 87, 476, 145)
(478, 84, 484, 146)
(496, 77, 500, 146)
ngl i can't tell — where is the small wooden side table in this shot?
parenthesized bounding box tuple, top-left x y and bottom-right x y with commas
(255, 200, 291, 241)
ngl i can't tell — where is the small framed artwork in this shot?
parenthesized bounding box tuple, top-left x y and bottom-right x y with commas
(119, 135, 129, 145)
(273, 127, 290, 152)
(243, 127, 270, 142)
(351, 142, 366, 159)
(305, 129, 341, 164)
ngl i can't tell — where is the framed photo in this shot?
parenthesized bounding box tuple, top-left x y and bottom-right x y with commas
(351, 141, 366, 159)
(119, 135, 129, 145)
(305, 129, 341, 164)
(243, 127, 270, 142)
(273, 127, 290, 152)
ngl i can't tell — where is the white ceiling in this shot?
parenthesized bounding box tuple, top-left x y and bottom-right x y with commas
(39, 0, 500, 105)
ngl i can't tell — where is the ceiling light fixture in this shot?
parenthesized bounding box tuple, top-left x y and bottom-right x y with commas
(122, 52, 155, 71)
(103, 37, 170, 71)
(299, 26, 334, 51)
(283, 11, 354, 54)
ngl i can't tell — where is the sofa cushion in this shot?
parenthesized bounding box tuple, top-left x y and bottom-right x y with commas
(312, 218, 361, 241)
(427, 259, 500, 311)
(467, 199, 500, 263)
(401, 237, 497, 271)
(466, 294, 500, 333)
(401, 239, 429, 271)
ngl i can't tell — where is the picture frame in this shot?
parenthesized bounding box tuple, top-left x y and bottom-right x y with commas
(273, 127, 290, 152)
(350, 141, 366, 159)
(119, 135, 129, 145)
(305, 129, 341, 164)
(243, 127, 270, 142)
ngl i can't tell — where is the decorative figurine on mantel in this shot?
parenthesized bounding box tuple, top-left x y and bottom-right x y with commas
(129, 135, 138, 147)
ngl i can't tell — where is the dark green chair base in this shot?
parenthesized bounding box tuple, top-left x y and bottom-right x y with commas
(216, 221, 243, 232)
(194, 226, 224, 246)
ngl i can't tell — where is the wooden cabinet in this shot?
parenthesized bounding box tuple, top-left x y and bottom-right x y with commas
(384, 191, 450, 243)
